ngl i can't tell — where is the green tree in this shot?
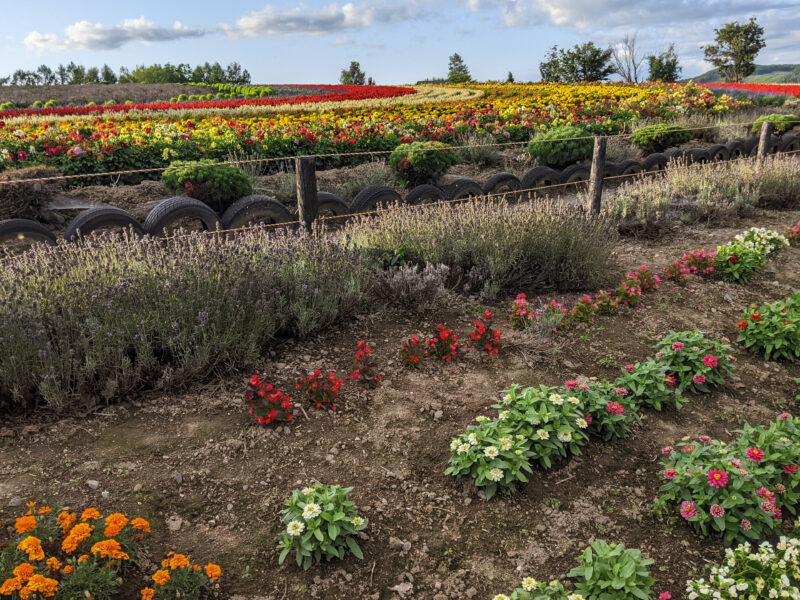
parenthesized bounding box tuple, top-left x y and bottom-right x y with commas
(100, 64, 117, 84)
(539, 43, 613, 82)
(647, 44, 681, 82)
(35, 65, 56, 85)
(56, 64, 69, 85)
(66, 62, 86, 85)
(703, 17, 765, 82)
(84, 67, 101, 84)
(507, 72, 514, 82)
(339, 61, 367, 85)
(225, 61, 251, 85)
(191, 65, 205, 83)
(447, 53, 471, 83)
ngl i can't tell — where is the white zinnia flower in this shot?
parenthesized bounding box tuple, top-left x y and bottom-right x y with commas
(576, 418, 588, 429)
(558, 431, 572, 442)
(567, 396, 580, 404)
(499, 437, 513, 450)
(457, 443, 470, 454)
(467, 433, 478, 445)
(488, 468, 504, 482)
(287, 520, 305, 536)
(537, 429, 549, 440)
(302, 503, 322, 520)
(521, 577, 537, 591)
(549, 394, 564, 405)
(301, 486, 316, 495)
(351, 516, 364, 527)
(484, 446, 499, 458)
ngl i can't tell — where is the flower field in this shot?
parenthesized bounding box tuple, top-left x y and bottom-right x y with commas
(703, 82, 800, 99)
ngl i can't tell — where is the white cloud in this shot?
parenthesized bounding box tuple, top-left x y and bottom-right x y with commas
(24, 17, 206, 51)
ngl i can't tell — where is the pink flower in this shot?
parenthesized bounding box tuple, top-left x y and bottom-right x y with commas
(659, 593, 671, 600)
(698, 435, 711, 443)
(729, 458, 742, 468)
(756, 487, 774, 501)
(710, 504, 725, 518)
(707, 469, 728, 488)
(624, 364, 634, 372)
(746, 447, 764, 462)
(671, 342, 684, 350)
(680, 500, 697, 519)
(605, 401, 624, 415)
(661, 446, 674, 455)
(740, 519, 751, 530)
(584, 413, 592, 425)
(664, 374, 676, 387)
(680, 445, 696, 453)
(702, 354, 718, 368)
(776, 483, 786, 494)
(565, 380, 578, 389)
(784, 464, 799, 474)
(693, 374, 706, 385)
(611, 387, 628, 396)
(779, 412, 792, 420)
(663, 468, 678, 480)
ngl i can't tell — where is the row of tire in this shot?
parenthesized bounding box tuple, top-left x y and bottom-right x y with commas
(2, 135, 798, 248)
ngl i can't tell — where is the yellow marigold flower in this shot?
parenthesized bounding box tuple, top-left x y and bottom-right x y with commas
(14, 515, 37, 534)
(141, 588, 156, 600)
(90, 539, 129, 561)
(152, 569, 171, 586)
(46, 557, 61, 572)
(205, 563, 222, 581)
(62, 523, 93, 554)
(61, 565, 74, 576)
(103, 513, 129, 537)
(131, 518, 151, 533)
(24, 574, 58, 597)
(168, 554, 190, 570)
(17, 537, 45, 561)
(0, 577, 22, 595)
(57, 512, 77, 535)
(80, 508, 101, 522)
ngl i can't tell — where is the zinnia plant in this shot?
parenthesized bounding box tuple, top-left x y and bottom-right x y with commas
(736, 291, 800, 361)
(614, 358, 684, 411)
(652, 331, 735, 393)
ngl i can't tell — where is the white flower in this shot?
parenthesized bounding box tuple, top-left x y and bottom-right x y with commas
(457, 443, 470, 454)
(488, 468, 504, 482)
(576, 418, 588, 429)
(287, 520, 305, 536)
(467, 433, 478, 445)
(499, 437, 513, 450)
(549, 393, 564, 405)
(537, 429, 549, 440)
(351, 516, 365, 527)
(450, 439, 460, 451)
(521, 577, 537, 591)
(484, 446, 499, 458)
(568, 595, 584, 600)
(301, 486, 316, 495)
(528, 414, 541, 425)
(558, 431, 572, 442)
(567, 396, 580, 404)
(476, 415, 489, 423)
(502, 393, 512, 403)
(498, 410, 509, 421)
(492, 595, 510, 600)
(302, 503, 322, 520)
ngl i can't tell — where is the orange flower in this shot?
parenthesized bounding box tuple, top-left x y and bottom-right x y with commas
(141, 588, 156, 600)
(19, 587, 31, 600)
(17, 537, 45, 561)
(192, 565, 201, 572)
(131, 518, 151, 533)
(103, 513, 129, 537)
(24, 574, 59, 597)
(204, 563, 222, 581)
(37, 506, 51, 515)
(61, 565, 74, 576)
(14, 515, 37, 534)
(168, 554, 190, 570)
(46, 557, 62, 572)
(62, 523, 93, 553)
(80, 508, 101, 522)
(56, 511, 77, 535)
(12, 564, 35, 582)
(77, 555, 89, 564)
(90, 539, 130, 560)
(736, 320, 748, 330)
(26, 501, 36, 509)
(0, 577, 23, 595)
(152, 569, 171, 586)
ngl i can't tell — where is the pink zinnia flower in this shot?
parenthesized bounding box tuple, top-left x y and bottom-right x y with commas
(746, 447, 764, 462)
(661, 446, 674, 455)
(584, 413, 592, 425)
(779, 412, 792, 420)
(663, 468, 678, 480)
(776, 483, 786, 494)
(729, 458, 742, 468)
(698, 435, 711, 443)
(680, 500, 697, 519)
(659, 593, 671, 600)
(756, 487, 774, 501)
(702, 354, 718, 368)
(740, 519, 751, 530)
(565, 380, 578, 389)
(672, 342, 684, 350)
(624, 364, 634, 372)
(693, 374, 706, 385)
(578, 383, 590, 391)
(707, 469, 728, 488)
(605, 401, 624, 415)
(611, 387, 628, 396)
(680, 445, 696, 452)
(784, 464, 799, 474)
(664, 375, 676, 387)
(710, 504, 725, 518)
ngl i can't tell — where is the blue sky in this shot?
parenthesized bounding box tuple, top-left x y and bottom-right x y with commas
(2, 1, 798, 83)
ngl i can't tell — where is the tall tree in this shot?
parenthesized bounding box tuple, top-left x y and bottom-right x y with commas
(447, 53, 471, 83)
(56, 64, 69, 85)
(506, 72, 514, 83)
(84, 67, 101, 84)
(339, 61, 367, 85)
(703, 17, 765, 82)
(611, 33, 645, 82)
(35, 65, 56, 85)
(647, 44, 681, 82)
(66, 62, 85, 85)
(539, 43, 613, 82)
(100, 64, 117, 84)
(11, 69, 37, 85)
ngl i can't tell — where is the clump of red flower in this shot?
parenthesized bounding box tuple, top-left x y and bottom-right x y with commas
(509, 293, 534, 329)
(784, 221, 800, 246)
(570, 296, 599, 322)
(400, 334, 425, 369)
(296, 370, 343, 410)
(426, 324, 461, 362)
(617, 265, 659, 306)
(349, 341, 381, 389)
(664, 249, 715, 284)
(593, 290, 619, 315)
(468, 310, 501, 356)
(244, 374, 294, 425)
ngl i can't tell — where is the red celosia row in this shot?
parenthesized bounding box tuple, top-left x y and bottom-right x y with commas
(702, 82, 800, 99)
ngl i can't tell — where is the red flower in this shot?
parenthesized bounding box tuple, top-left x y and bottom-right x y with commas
(736, 320, 748, 330)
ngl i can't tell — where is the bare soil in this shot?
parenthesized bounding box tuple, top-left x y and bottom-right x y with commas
(2, 209, 800, 599)
(0, 83, 217, 107)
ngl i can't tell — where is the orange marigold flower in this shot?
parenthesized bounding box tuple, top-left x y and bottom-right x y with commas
(103, 513, 129, 537)
(205, 563, 222, 581)
(61, 565, 74, 576)
(62, 523, 93, 554)
(90, 539, 130, 561)
(14, 515, 37, 534)
(152, 569, 171, 586)
(141, 588, 156, 600)
(25, 574, 59, 597)
(77, 555, 89, 564)
(0, 577, 22, 595)
(19, 587, 31, 600)
(80, 508, 101, 522)
(56, 511, 77, 534)
(46, 557, 61, 572)
(168, 554, 190, 570)
(12, 563, 35, 582)
(26, 501, 36, 508)
(17, 537, 45, 561)
(192, 565, 201, 572)
(37, 506, 51, 515)
(131, 517, 151, 533)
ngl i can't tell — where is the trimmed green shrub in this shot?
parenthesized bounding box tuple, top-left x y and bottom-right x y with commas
(388, 141, 459, 187)
(162, 159, 253, 213)
(43, 99, 58, 108)
(30, 100, 43, 108)
(631, 124, 693, 153)
(752, 113, 799, 135)
(526, 125, 593, 168)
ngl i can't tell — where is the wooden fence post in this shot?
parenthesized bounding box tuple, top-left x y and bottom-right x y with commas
(587, 136, 607, 215)
(295, 156, 318, 230)
(757, 121, 774, 159)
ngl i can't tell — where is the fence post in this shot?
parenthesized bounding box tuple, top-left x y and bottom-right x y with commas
(295, 156, 318, 231)
(587, 136, 607, 215)
(757, 121, 774, 159)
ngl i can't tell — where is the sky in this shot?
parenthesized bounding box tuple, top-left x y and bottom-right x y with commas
(1, 0, 798, 84)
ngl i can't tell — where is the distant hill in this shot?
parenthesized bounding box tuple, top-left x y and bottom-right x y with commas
(688, 64, 800, 84)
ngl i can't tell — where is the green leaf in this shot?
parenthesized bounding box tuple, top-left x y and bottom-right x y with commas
(328, 523, 339, 540)
(278, 548, 290, 565)
(346, 536, 364, 560)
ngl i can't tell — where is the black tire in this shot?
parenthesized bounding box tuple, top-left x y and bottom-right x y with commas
(63, 206, 144, 242)
(221, 195, 292, 229)
(482, 172, 521, 195)
(743, 137, 759, 156)
(317, 192, 350, 217)
(443, 178, 483, 201)
(641, 153, 668, 172)
(707, 144, 730, 162)
(520, 166, 560, 189)
(725, 140, 745, 159)
(687, 149, 711, 164)
(0, 218, 56, 248)
(780, 134, 800, 153)
(560, 164, 591, 184)
(768, 138, 782, 154)
(404, 184, 444, 205)
(350, 185, 403, 213)
(144, 196, 221, 236)
(614, 159, 643, 176)
(664, 148, 686, 162)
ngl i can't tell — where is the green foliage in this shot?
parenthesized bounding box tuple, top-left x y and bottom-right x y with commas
(569, 380, 637, 441)
(631, 124, 693, 153)
(448, 53, 471, 83)
(388, 141, 459, 187)
(647, 44, 682, 82)
(527, 125, 593, 167)
(752, 113, 799, 134)
(652, 330, 735, 393)
(161, 159, 252, 212)
(615, 358, 683, 411)
(339, 61, 367, 85)
(539, 42, 614, 82)
(277, 483, 368, 570)
(737, 292, 800, 361)
(714, 240, 766, 284)
(567, 541, 655, 600)
(703, 17, 766, 82)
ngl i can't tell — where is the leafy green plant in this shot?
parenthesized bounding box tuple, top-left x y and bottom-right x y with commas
(568, 541, 655, 600)
(161, 159, 253, 213)
(653, 331, 735, 393)
(752, 113, 799, 135)
(736, 291, 800, 360)
(568, 379, 637, 441)
(714, 240, 766, 284)
(277, 483, 368, 570)
(388, 141, 459, 187)
(615, 359, 684, 411)
(732, 227, 789, 256)
(526, 125, 593, 168)
(631, 124, 693, 153)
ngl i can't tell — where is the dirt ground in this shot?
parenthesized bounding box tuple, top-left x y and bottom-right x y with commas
(2, 210, 800, 600)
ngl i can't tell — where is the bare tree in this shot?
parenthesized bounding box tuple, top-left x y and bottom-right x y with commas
(611, 33, 645, 82)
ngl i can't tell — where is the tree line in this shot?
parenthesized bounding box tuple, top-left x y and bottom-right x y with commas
(0, 61, 252, 86)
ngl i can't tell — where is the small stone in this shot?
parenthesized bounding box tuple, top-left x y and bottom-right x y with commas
(389, 537, 405, 550)
(86, 480, 100, 490)
(463, 497, 472, 506)
(133, 483, 142, 493)
(402, 541, 411, 552)
(166, 516, 183, 532)
(243, 485, 249, 491)
(101, 491, 110, 500)
(466, 587, 478, 598)
(433, 410, 443, 421)
(227, 503, 234, 511)
(390, 582, 413, 597)
(173, 472, 183, 485)
(8, 497, 23, 507)
(724, 294, 733, 303)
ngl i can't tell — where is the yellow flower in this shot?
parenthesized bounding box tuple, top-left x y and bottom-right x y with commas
(14, 515, 37, 534)
(167, 553, 190, 570)
(141, 588, 156, 600)
(56, 511, 77, 534)
(131, 517, 151, 533)
(62, 523, 93, 554)
(90, 539, 130, 560)
(46, 557, 61, 572)
(23, 574, 59, 598)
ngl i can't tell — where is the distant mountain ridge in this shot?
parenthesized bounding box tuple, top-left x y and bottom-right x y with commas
(688, 64, 800, 84)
